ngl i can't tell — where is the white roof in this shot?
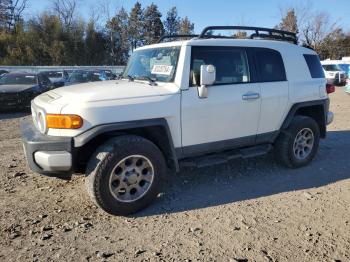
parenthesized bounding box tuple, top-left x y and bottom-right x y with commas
(136, 38, 314, 54)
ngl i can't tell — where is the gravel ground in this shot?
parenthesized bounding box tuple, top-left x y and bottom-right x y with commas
(0, 88, 349, 262)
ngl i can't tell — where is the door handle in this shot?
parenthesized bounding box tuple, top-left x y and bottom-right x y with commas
(242, 93, 260, 100)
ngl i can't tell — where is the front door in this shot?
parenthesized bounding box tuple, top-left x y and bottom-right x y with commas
(181, 46, 261, 156)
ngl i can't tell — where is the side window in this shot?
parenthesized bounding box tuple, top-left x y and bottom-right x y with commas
(255, 48, 286, 82)
(39, 74, 50, 85)
(190, 47, 250, 86)
(304, 54, 325, 78)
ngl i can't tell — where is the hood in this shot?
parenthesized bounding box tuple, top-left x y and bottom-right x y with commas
(49, 79, 179, 102)
(0, 84, 34, 93)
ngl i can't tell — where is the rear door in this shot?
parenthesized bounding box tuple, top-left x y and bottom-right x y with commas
(253, 48, 289, 141)
(181, 46, 262, 156)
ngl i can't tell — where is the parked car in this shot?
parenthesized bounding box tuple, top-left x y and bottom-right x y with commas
(100, 69, 117, 80)
(321, 61, 347, 86)
(0, 70, 9, 77)
(344, 78, 350, 94)
(21, 26, 334, 215)
(41, 70, 69, 88)
(65, 70, 102, 86)
(0, 72, 54, 110)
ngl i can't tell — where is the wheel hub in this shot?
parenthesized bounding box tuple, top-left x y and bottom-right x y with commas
(293, 128, 314, 160)
(108, 155, 154, 203)
(124, 169, 139, 185)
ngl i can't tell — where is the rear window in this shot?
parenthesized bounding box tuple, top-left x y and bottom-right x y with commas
(304, 54, 325, 78)
(255, 48, 286, 82)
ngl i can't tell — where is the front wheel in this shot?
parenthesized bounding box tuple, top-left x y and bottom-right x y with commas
(85, 135, 167, 215)
(274, 116, 320, 168)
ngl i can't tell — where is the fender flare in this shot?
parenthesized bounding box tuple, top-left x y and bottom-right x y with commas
(74, 118, 179, 171)
(281, 99, 329, 137)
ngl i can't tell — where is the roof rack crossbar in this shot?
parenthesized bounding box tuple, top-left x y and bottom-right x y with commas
(157, 34, 199, 43)
(199, 26, 297, 44)
(250, 33, 296, 43)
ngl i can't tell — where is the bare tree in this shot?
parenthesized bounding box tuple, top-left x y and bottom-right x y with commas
(303, 12, 338, 51)
(52, 0, 77, 27)
(276, 1, 340, 56)
(0, 0, 28, 31)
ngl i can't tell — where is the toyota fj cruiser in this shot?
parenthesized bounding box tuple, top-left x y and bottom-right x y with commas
(21, 26, 334, 215)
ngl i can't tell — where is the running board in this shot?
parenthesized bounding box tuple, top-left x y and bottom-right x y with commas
(179, 144, 272, 168)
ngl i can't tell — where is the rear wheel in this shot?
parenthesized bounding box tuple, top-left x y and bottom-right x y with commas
(85, 135, 166, 215)
(274, 116, 320, 168)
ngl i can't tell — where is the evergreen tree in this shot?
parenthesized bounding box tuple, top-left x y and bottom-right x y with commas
(85, 20, 108, 65)
(179, 17, 194, 34)
(143, 3, 164, 44)
(129, 2, 144, 50)
(164, 7, 180, 35)
(107, 8, 129, 65)
(277, 8, 298, 34)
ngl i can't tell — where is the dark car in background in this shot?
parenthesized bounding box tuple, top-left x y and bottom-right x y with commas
(0, 70, 9, 77)
(0, 72, 54, 111)
(101, 69, 117, 80)
(65, 70, 96, 86)
(41, 70, 69, 88)
(65, 70, 115, 86)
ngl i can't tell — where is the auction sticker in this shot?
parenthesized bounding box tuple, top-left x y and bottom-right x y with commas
(151, 65, 173, 76)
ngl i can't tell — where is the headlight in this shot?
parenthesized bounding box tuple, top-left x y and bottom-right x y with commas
(31, 103, 47, 134)
(37, 111, 47, 133)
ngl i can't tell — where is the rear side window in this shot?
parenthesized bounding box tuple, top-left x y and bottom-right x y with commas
(303, 54, 325, 78)
(255, 48, 286, 82)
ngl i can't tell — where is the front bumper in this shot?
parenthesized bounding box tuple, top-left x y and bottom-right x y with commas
(20, 118, 74, 179)
(0, 92, 33, 110)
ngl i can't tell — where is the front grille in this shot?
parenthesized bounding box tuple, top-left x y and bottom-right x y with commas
(0, 92, 23, 104)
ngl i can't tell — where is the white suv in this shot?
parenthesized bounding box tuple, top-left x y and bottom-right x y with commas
(21, 26, 334, 215)
(321, 60, 347, 85)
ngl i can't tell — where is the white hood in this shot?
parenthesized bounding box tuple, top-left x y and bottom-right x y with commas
(50, 79, 178, 102)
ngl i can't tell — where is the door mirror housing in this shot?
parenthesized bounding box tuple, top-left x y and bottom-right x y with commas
(198, 65, 216, 98)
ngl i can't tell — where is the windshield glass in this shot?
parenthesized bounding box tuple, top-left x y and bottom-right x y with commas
(323, 64, 342, 72)
(68, 71, 90, 83)
(44, 71, 63, 78)
(123, 46, 181, 82)
(0, 74, 37, 85)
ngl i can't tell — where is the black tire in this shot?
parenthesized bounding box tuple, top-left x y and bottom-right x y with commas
(85, 135, 167, 216)
(274, 116, 320, 168)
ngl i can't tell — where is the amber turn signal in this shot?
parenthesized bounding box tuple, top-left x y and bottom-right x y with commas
(46, 114, 83, 129)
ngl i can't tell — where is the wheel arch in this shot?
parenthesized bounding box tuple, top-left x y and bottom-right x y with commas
(281, 99, 329, 138)
(74, 119, 179, 173)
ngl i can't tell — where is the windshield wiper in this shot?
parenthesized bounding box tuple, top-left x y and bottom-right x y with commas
(137, 76, 157, 86)
(127, 75, 134, 82)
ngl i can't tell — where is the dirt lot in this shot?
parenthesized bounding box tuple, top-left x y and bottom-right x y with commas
(0, 88, 349, 262)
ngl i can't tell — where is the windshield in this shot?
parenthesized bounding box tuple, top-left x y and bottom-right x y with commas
(323, 64, 342, 72)
(44, 71, 63, 78)
(123, 46, 181, 82)
(68, 71, 90, 83)
(0, 74, 37, 85)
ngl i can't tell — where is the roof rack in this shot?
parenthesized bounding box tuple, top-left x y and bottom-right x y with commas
(157, 34, 199, 43)
(199, 26, 297, 44)
(156, 26, 297, 44)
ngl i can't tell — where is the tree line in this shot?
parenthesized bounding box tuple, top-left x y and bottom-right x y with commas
(0, 0, 194, 65)
(275, 4, 350, 60)
(0, 0, 349, 66)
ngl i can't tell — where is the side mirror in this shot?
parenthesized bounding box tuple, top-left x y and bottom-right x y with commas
(198, 65, 216, 99)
